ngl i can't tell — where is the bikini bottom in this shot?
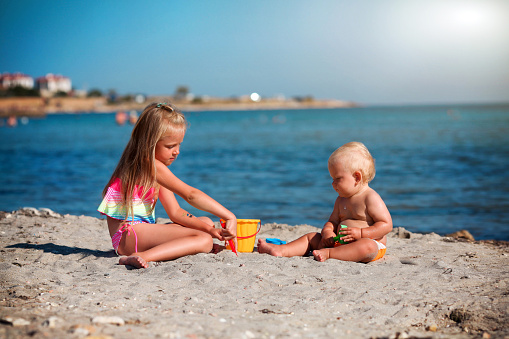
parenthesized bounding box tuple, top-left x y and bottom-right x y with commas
(111, 221, 142, 255)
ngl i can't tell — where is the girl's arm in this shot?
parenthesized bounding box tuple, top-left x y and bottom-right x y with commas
(158, 186, 222, 238)
(155, 161, 236, 239)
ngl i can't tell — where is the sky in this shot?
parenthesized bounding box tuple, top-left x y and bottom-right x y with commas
(1, 0, 508, 105)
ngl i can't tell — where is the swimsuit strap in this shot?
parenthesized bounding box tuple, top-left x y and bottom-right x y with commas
(124, 225, 139, 254)
(112, 224, 139, 254)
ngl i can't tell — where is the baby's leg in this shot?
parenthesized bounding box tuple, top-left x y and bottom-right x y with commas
(258, 232, 321, 257)
(313, 238, 379, 262)
(121, 223, 213, 264)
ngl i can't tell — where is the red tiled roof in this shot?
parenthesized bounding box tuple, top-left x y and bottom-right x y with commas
(0, 72, 33, 80)
(36, 74, 70, 82)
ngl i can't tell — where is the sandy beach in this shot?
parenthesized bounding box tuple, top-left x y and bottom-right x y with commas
(1, 208, 508, 339)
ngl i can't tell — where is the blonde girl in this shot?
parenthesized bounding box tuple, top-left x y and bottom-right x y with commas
(98, 102, 237, 268)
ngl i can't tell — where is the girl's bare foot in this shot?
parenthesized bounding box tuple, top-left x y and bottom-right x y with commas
(210, 243, 224, 254)
(119, 255, 148, 269)
(257, 239, 283, 256)
(313, 249, 329, 262)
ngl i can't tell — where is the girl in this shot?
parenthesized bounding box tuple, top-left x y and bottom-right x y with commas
(98, 102, 237, 268)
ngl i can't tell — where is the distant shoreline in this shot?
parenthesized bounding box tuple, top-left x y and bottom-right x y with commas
(0, 97, 358, 117)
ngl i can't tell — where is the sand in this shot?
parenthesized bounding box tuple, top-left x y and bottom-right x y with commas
(1, 208, 508, 339)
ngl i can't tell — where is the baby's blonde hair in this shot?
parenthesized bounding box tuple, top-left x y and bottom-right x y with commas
(103, 102, 187, 222)
(328, 142, 375, 183)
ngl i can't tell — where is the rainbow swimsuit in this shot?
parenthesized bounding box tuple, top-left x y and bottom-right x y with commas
(98, 178, 156, 254)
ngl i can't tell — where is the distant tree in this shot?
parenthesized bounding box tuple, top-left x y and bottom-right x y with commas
(191, 96, 203, 104)
(175, 86, 189, 100)
(120, 94, 134, 102)
(54, 91, 69, 98)
(88, 88, 103, 97)
(7, 86, 40, 97)
(293, 95, 314, 102)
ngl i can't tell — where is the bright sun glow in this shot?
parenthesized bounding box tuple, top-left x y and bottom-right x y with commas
(250, 93, 261, 102)
(432, 2, 503, 39)
(452, 6, 488, 27)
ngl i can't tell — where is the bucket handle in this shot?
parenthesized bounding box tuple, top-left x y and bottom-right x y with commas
(237, 220, 261, 239)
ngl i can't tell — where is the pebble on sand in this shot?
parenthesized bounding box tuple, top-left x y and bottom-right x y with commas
(1, 317, 30, 326)
(91, 316, 125, 326)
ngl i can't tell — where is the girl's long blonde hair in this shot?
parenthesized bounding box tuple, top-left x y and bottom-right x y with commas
(102, 102, 187, 222)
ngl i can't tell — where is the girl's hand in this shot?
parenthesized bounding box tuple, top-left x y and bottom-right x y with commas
(221, 218, 237, 240)
(209, 228, 224, 240)
(338, 226, 362, 243)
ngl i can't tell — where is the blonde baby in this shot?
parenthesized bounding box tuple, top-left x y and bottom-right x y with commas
(258, 141, 392, 262)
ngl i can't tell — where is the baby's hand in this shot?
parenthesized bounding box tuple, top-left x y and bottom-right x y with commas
(321, 236, 335, 248)
(320, 229, 336, 248)
(338, 227, 362, 243)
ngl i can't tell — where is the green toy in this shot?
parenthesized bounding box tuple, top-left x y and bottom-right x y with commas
(332, 225, 348, 245)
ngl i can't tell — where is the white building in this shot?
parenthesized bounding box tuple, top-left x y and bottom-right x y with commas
(36, 73, 72, 95)
(0, 72, 34, 89)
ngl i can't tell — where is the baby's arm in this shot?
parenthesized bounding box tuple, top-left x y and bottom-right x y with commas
(320, 222, 336, 248)
(361, 190, 392, 239)
(320, 198, 341, 248)
(155, 161, 236, 239)
(341, 190, 392, 242)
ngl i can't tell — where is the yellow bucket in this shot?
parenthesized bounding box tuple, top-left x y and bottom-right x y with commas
(221, 219, 261, 253)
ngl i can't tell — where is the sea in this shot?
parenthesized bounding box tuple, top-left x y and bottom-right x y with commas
(1, 104, 508, 241)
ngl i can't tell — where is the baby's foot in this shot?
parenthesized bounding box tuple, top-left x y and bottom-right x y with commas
(119, 255, 148, 269)
(312, 249, 330, 262)
(257, 239, 283, 256)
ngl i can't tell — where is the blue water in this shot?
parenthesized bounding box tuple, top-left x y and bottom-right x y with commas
(1, 105, 509, 241)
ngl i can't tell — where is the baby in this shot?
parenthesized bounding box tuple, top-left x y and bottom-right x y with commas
(258, 142, 392, 262)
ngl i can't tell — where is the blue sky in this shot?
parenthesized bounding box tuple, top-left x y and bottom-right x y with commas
(1, 0, 508, 105)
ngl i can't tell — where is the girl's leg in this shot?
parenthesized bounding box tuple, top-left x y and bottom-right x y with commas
(258, 232, 322, 257)
(118, 222, 213, 266)
(313, 238, 379, 262)
(194, 216, 222, 253)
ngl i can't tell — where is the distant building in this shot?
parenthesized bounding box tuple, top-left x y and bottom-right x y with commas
(36, 73, 72, 96)
(0, 72, 34, 89)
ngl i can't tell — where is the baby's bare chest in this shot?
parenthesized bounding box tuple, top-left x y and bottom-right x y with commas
(339, 204, 373, 226)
